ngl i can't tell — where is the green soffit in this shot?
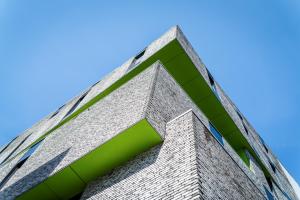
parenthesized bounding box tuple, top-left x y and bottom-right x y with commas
(11, 37, 271, 187)
(17, 119, 162, 200)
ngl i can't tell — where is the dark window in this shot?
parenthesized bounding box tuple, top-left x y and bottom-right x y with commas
(0, 159, 27, 189)
(134, 48, 146, 60)
(63, 91, 89, 119)
(283, 191, 292, 200)
(242, 123, 249, 135)
(259, 136, 269, 153)
(236, 110, 243, 120)
(127, 48, 147, 72)
(0, 136, 18, 155)
(0, 134, 31, 165)
(18, 140, 43, 164)
(264, 185, 274, 200)
(263, 144, 269, 153)
(207, 69, 215, 86)
(209, 122, 224, 145)
(266, 177, 274, 191)
(0, 140, 43, 190)
(50, 105, 65, 119)
(91, 80, 101, 87)
(268, 160, 276, 173)
(235, 109, 249, 135)
(206, 69, 220, 99)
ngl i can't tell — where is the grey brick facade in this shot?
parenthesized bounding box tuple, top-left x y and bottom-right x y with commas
(0, 26, 298, 200)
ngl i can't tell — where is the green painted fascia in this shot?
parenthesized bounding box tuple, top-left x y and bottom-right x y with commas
(70, 119, 162, 183)
(16, 182, 59, 200)
(17, 119, 162, 200)
(161, 43, 272, 178)
(4, 39, 182, 166)
(9, 35, 272, 182)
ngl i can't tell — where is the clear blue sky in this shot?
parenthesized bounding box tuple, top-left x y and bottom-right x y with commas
(1, 0, 299, 184)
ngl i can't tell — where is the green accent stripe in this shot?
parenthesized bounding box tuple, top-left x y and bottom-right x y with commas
(16, 119, 162, 200)
(4, 39, 181, 166)
(11, 36, 272, 185)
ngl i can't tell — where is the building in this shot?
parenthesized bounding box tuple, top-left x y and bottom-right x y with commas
(0, 26, 298, 200)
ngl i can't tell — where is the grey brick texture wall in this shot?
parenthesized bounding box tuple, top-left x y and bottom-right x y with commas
(0, 64, 158, 199)
(80, 64, 268, 200)
(0, 26, 298, 200)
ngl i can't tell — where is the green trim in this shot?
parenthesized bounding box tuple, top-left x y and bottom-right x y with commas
(16, 119, 162, 200)
(11, 36, 272, 185)
(4, 39, 181, 165)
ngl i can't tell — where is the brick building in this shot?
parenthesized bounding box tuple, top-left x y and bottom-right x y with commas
(0, 26, 298, 200)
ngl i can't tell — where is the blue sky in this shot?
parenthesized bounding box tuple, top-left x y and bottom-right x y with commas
(0, 0, 299, 184)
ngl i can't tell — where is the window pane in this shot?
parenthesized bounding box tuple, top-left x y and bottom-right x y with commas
(209, 122, 224, 146)
(18, 140, 43, 163)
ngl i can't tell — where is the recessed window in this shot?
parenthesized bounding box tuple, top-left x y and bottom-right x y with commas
(0, 134, 31, 165)
(266, 177, 274, 191)
(91, 80, 101, 87)
(236, 110, 243, 120)
(209, 122, 224, 146)
(268, 160, 276, 173)
(134, 48, 146, 60)
(0, 139, 44, 189)
(283, 191, 292, 200)
(63, 91, 89, 119)
(0, 160, 23, 189)
(263, 143, 269, 153)
(242, 123, 249, 135)
(206, 69, 220, 99)
(259, 136, 269, 153)
(0, 136, 18, 155)
(18, 140, 43, 163)
(49, 105, 65, 119)
(235, 109, 249, 135)
(207, 69, 215, 86)
(264, 185, 274, 200)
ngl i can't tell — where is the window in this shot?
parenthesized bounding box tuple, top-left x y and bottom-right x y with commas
(0, 134, 31, 165)
(206, 69, 220, 99)
(209, 122, 224, 145)
(63, 91, 89, 119)
(134, 48, 146, 60)
(263, 143, 269, 153)
(242, 123, 249, 134)
(50, 105, 65, 119)
(236, 110, 243, 120)
(0, 159, 26, 189)
(264, 185, 274, 200)
(268, 160, 276, 173)
(0, 136, 18, 155)
(266, 177, 274, 191)
(127, 48, 147, 72)
(283, 191, 292, 200)
(259, 136, 269, 153)
(0, 139, 44, 189)
(235, 109, 249, 135)
(91, 80, 101, 87)
(18, 140, 43, 163)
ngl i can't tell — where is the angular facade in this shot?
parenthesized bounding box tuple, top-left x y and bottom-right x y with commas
(0, 26, 298, 200)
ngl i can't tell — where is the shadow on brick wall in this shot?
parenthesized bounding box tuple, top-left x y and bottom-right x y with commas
(82, 145, 162, 198)
(0, 149, 70, 199)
